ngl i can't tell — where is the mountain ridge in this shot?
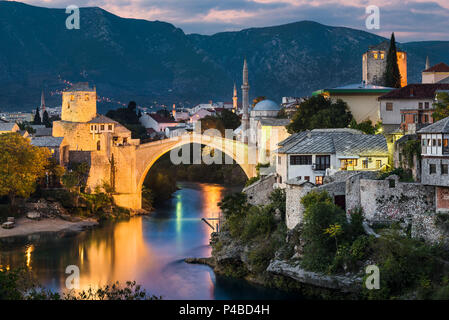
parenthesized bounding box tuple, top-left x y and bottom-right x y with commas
(0, 1, 448, 112)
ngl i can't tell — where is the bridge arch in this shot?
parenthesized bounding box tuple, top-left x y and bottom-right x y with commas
(113, 133, 257, 210)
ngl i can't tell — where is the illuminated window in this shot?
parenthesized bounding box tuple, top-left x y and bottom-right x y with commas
(376, 160, 382, 169)
(380, 53, 385, 59)
(362, 160, 369, 169)
(70, 95, 75, 101)
(85, 94, 89, 101)
(444, 139, 448, 147)
(315, 176, 323, 185)
(386, 102, 393, 111)
(341, 159, 357, 170)
(373, 53, 378, 59)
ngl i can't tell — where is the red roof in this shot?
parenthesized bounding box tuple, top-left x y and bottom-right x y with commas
(149, 113, 177, 123)
(423, 62, 449, 73)
(379, 83, 449, 100)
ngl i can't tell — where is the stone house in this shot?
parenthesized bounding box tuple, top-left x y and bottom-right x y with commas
(0, 122, 19, 134)
(275, 128, 389, 187)
(417, 116, 449, 213)
(30, 136, 69, 166)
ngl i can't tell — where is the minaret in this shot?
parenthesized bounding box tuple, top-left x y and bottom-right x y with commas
(241, 59, 250, 143)
(232, 83, 238, 113)
(40, 89, 46, 119)
(172, 103, 176, 119)
(425, 56, 430, 70)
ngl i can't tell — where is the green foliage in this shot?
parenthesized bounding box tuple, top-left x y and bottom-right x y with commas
(106, 101, 147, 140)
(245, 176, 260, 187)
(383, 33, 402, 88)
(377, 167, 414, 182)
(0, 133, 50, 210)
(364, 234, 449, 299)
(287, 95, 353, 133)
(218, 109, 241, 130)
(42, 110, 51, 128)
(432, 91, 449, 121)
(348, 119, 377, 134)
(0, 267, 159, 300)
(268, 188, 286, 219)
(241, 206, 276, 241)
(402, 139, 421, 168)
(300, 190, 333, 211)
(17, 121, 36, 134)
(218, 192, 250, 238)
(33, 107, 41, 125)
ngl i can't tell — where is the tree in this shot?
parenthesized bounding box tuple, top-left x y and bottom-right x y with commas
(42, 110, 51, 128)
(106, 103, 147, 139)
(127, 101, 137, 112)
(33, 107, 41, 125)
(0, 133, 50, 210)
(287, 95, 353, 133)
(383, 33, 402, 88)
(252, 96, 266, 107)
(61, 162, 89, 207)
(218, 109, 241, 130)
(199, 116, 225, 135)
(349, 119, 377, 134)
(432, 91, 449, 121)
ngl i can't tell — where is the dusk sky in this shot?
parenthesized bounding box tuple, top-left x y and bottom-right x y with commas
(8, 0, 449, 42)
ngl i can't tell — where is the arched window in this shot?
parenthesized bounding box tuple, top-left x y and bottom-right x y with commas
(97, 140, 101, 151)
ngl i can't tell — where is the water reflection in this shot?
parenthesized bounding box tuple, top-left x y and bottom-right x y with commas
(0, 182, 300, 300)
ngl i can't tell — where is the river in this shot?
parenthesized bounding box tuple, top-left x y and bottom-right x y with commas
(0, 182, 300, 300)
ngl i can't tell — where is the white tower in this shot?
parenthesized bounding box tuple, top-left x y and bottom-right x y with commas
(425, 56, 430, 70)
(241, 59, 250, 143)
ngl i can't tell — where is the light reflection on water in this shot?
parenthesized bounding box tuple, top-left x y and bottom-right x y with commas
(0, 182, 301, 300)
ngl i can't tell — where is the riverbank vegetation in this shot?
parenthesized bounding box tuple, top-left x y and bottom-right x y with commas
(0, 267, 160, 300)
(212, 189, 449, 299)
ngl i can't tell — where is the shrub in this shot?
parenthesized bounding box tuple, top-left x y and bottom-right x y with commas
(241, 206, 276, 241)
(245, 176, 260, 187)
(377, 167, 414, 182)
(268, 188, 286, 219)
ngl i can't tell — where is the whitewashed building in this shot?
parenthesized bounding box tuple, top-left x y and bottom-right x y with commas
(139, 113, 178, 132)
(275, 128, 389, 187)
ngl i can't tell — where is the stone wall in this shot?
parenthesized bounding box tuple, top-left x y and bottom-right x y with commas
(243, 173, 277, 206)
(359, 175, 435, 223)
(285, 183, 314, 229)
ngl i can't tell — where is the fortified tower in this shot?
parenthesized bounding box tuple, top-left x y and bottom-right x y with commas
(61, 82, 97, 123)
(362, 41, 407, 87)
(241, 59, 250, 143)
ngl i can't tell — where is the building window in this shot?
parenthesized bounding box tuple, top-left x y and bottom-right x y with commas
(444, 139, 448, 147)
(424, 115, 429, 123)
(380, 53, 385, 59)
(341, 159, 357, 170)
(315, 155, 330, 170)
(108, 125, 113, 131)
(290, 155, 312, 165)
(362, 159, 369, 169)
(430, 164, 436, 174)
(442, 164, 448, 175)
(438, 139, 442, 146)
(422, 139, 426, 146)
(70, 95, 75, 101)
(376, 160, 382, 169)
(304, 176, 310, 182)
(425, 102, 429, 109)
(97, 141, 101, 151)
(401, 114, 405, 123)
(419, 102, 423, 109)
(278, 156, 281, 165)
(413, 114, 418, 123)
(433, 139, 436, 146)
(100, 125, 105, 131)
(85, 94, 89, 101)
(315, 176, 323, 185)
(386, 102, 393, 111)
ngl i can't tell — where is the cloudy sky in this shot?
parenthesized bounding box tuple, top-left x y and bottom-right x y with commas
(11, 0, 449, 41)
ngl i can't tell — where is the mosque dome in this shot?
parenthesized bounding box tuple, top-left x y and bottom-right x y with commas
(253, 99, 280, 111)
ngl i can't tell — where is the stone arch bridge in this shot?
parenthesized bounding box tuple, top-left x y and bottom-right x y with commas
(111, 133, 257, 210)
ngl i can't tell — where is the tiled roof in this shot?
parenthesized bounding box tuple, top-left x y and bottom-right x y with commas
(149, 113, 177, 123)
(379, 84, 449, 100)
(34, 127, 52, 137)
(277, 130, 388, 156)
(423, 62, 449, 73)
(417, 117, 449, 134)
(30, 137, 64, 147)
(0, 123, 17, 131)
(88, 114, 118, 124)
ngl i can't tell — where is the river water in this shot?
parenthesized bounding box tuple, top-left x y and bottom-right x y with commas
(0, 182, 300, 300)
